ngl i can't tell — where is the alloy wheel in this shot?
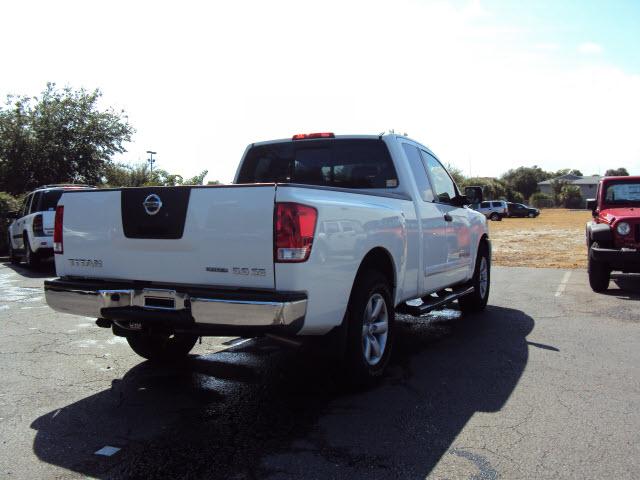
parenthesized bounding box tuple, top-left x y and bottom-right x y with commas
(361, 293, 389, 366)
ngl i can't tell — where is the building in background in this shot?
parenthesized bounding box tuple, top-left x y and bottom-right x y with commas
(538, 174, 600, 205)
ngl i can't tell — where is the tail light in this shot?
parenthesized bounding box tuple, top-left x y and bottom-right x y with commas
(292, 132, 334, 140)
(53, 206, 64, 254)
(275, 203, 317, 262)
(32, 214, 44, 237)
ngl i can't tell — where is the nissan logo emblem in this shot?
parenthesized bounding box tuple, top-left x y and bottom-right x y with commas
(143, 194, 162, 215)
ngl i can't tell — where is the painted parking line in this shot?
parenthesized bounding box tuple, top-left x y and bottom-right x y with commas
(94, 446, 121, 457)
(555, 271, 572, 297)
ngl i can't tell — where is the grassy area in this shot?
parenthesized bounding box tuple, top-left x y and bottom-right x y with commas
(488, 209, 592, 269)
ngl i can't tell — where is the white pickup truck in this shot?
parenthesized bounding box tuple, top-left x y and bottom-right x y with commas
(45, 133, 491, 382)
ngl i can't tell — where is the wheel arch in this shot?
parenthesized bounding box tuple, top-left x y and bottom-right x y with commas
(351, 247, 397, 303)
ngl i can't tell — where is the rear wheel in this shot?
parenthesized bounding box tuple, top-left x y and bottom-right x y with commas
(489, 212, 501, 221)
(459, 241, 490, 313)
(343, 270, 394, 385)
(126, 332, 198, 362)
(588, 243, 610, 292)
(23, 233, 39, 268)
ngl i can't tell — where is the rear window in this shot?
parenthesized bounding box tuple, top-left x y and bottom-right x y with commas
(492, 201, 504, 207)
(37, 190, 63, 211)
(236, 139, 398, 189)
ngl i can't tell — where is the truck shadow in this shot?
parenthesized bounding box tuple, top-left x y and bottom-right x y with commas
(1, 259, 56, 278)
(30, 305, 533, 479)
(608, 274, 640, 300)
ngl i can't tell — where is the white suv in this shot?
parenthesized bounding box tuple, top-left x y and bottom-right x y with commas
(476, 200, 508, 221)
(8, 185, 94, 267)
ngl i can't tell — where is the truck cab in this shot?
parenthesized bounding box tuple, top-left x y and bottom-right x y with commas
(586, 176, 640, 291)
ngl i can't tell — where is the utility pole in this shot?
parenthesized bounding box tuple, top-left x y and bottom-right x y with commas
(146, 151, 157, 172)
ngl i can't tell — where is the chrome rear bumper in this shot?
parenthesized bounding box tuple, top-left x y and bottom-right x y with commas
(44, 279, 307, 328)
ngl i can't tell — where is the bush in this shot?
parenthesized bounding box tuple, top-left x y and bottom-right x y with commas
(530, 192, 554, 208)
(560, 185, 583, 209)
(0, 192, 20, 253)
(508, 191, 525, 204)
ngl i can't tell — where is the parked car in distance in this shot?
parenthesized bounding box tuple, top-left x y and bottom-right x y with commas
(585, 176, 640, 292)
(7, 184, 95, 267)
(44, 133, 492, 383)
(507, 202, 540, 218)
(476, 200, 508, 221)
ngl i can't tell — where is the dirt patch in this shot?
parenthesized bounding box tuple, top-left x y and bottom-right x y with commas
(488, 209, 591, 269)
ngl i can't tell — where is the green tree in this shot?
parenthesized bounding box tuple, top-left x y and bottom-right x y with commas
(550, 179, 568, 206)
(553, 168, 583, 177)
(461, 177, 509, 200)
(0, 83, 134, 195)
(501, 166, 551, 201)
(530, 192, 554, 208)
(446, 164, 466, 186)
(604, 168, 630, 176)
(102, 163, 209, 187)
(508, 190, 525, 203)
(559, 185, 583, 208)
(0, 191, 20, 252)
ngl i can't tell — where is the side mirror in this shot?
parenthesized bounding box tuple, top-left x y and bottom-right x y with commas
(464, 186, 483, 205)
(452, 195, 469, 207)
(586, 199, 597, 215)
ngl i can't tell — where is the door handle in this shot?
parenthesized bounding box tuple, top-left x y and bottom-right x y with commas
(444, 213, 453, 222)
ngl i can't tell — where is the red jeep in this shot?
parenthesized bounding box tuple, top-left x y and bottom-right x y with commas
(586, 176, 640, 291)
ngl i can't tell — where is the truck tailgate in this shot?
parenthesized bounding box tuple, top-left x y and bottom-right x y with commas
(55, 185, 276, 289)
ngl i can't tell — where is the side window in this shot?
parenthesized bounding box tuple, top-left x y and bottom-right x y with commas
(480, 202, 489, 208)
(422, 152, 456, 204)
(491, 201, 503, 208)
(29, 192, 42, 214)
(402, 144, 434, 202)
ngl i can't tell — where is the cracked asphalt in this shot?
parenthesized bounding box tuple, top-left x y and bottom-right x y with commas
(1, 260, 639, 479)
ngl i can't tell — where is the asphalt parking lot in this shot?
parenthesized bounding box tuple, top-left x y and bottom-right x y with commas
(1, 260, 639, 479)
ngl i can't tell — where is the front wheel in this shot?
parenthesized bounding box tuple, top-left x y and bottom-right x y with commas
(588, 243, 610, 292)
(126, 332, 198, 362)
(528, 212, 535, 218)
(343, 270, 394, 385)
(8, 236, 20, 265)
(489, 212, 501, 221)
(459, 242, 491, 313)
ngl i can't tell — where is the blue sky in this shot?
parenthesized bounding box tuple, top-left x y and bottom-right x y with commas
(1, 0, 639, 180)
(478, 0, 640, 72)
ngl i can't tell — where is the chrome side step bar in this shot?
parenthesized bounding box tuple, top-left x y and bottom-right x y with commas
(397, 285, 474, 317)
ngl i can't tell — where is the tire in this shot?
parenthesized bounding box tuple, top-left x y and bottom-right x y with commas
(588, 243, 610, 292)
(528, 212, 535, 218)
(459, 241, 490, 313)
(23, 233, 39, 268)
(489, 212, 500, 221)
(343, 270, 394, 385)
(126, 332, 198, 362)
(8, 236, 20, 265)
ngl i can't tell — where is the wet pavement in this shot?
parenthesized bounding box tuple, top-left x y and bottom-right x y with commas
(1, 261, 639, 479)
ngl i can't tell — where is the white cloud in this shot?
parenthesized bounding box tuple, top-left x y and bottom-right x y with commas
(0, 0, 637, 181)
(578, 42, 604, 55)
(535, 43, 560, 51)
